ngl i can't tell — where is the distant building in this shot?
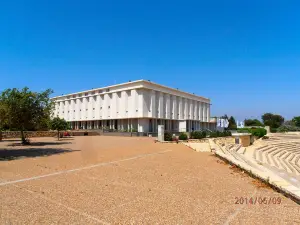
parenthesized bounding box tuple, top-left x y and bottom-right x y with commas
(216, 117, 229, 131)
(51, 80, 216, 133)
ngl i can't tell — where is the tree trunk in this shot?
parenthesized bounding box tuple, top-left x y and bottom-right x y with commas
(21, 129, 26, 144)
(57, 130, 60, 141)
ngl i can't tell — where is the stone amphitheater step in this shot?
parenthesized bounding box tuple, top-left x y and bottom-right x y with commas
(230, 149, 263, 171)
(269, 148, 284, 167)
(292, 163, 300, 175)
(254, 145, 274, 161)
(288, 153, 297, 164)
(295, 155, 300, 167)
(274, 144, 299, 149)
(275, 155, 288, 172)
(281, 152, 296, 174)
(237, 147, 246, 155)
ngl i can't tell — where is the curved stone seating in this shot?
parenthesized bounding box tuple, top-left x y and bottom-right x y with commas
(253, 142, 300, 175)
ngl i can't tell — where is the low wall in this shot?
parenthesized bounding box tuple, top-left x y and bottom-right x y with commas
(1, 131, 58, 139)
(0, 130, 147, 139)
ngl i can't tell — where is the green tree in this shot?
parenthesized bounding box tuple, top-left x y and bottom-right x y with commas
(244, 119, 263, 127)
(0, 87, 53, 144)
(262, 113, 284, 129)
(49, 117, 68, 140)
(228, 116, 237, 129)
(292, 116, 300, 127)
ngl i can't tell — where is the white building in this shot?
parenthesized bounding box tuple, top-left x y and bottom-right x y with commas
(52, 80, 216, 133)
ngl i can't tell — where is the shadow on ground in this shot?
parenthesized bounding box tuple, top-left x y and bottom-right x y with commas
(7, 141, 73, 147)
(0, 148, 80, 161)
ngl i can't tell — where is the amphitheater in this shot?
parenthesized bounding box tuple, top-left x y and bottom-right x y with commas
(213, 132, 300, 197)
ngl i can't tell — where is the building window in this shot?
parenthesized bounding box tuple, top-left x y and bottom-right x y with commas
(106, 88, 110, 92)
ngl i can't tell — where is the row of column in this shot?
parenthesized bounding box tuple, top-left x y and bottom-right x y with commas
(186, 120, 212, 132)
(150, 91, 210, 121)
(55, 92, 211, 122)
(70, 119, 139, 131)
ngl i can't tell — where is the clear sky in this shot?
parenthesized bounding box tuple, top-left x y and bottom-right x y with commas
(1, 0, 299, 121)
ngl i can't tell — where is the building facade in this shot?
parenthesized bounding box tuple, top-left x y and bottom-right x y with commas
(52, 80, 216, 133)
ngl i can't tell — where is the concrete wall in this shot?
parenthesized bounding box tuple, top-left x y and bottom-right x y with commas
(52, 80, 211, 122)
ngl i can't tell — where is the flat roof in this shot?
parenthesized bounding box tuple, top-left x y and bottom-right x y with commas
(51, 80, 210, 101)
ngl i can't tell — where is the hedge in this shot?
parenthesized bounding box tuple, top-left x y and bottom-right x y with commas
(164, 132, 173, 141)
(237, 128, 267, 138)
(209, 131, 231, 138)
(190, 131, 207, 139)
(179, 132, 188, 140)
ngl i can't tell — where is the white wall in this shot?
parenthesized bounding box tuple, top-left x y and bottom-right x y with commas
(52, 80, 211, 123)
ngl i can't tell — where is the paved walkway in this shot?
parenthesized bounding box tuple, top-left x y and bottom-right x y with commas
(1, 136, 299, 224)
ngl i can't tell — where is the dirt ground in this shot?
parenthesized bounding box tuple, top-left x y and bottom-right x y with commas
(0, 136, 299, 224)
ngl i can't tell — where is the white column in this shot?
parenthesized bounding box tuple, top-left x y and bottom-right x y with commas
(207, 103, 210, 122)
(194, 101, 198, 120)
(150, 90, 156, 118)
(189, 100, 193, 121)
(158, 92, 164, 118)
(166, 94, 170, 119)
(184, 98, 188, 120)
(173, 96, 177, 120)
(179, 97, 183, 119)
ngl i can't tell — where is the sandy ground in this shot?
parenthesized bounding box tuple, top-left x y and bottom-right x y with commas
(0, 136, 299, 224)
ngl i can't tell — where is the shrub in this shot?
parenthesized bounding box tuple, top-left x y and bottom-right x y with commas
(238, 127, 267, 137)
(270, 128, 277, 133)
(277, 125, 300, 133)
(224, 131, 232, 136)
(201, 131, 207, 138)
(179, 132, 188, 140)
(209, 131, 232, 138)
(190, 131, 203, 139)
(251, 128, 267, 137)
(209, 131, 218, 138)
(164, 132, 173, 141)
(237, 128, 251, 133)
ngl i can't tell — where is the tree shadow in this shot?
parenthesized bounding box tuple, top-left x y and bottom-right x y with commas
(0, 148, 80, 161)
(7, 141, 73, 147)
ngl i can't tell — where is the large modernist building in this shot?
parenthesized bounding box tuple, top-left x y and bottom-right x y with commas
(52, 80, 216, 133)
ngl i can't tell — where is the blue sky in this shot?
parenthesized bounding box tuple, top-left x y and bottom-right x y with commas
(1, 0, 299, 121)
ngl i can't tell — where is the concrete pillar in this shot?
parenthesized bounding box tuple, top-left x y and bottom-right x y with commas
(158, 125, 165, 142)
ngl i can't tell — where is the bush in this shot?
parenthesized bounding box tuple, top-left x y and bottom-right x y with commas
(164, 132, 173, 141)
(270, 128, 277, 133)
(277, 125, 300, 133)
(238, 127, 267, 137)
(224, 130, 232, 136)
(190, 131, 204, 139)
(251, 128, 267, 137)
(209, 131, 232, 138)
(237, 128, 251, 133)
(179, 132, 188, 140)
